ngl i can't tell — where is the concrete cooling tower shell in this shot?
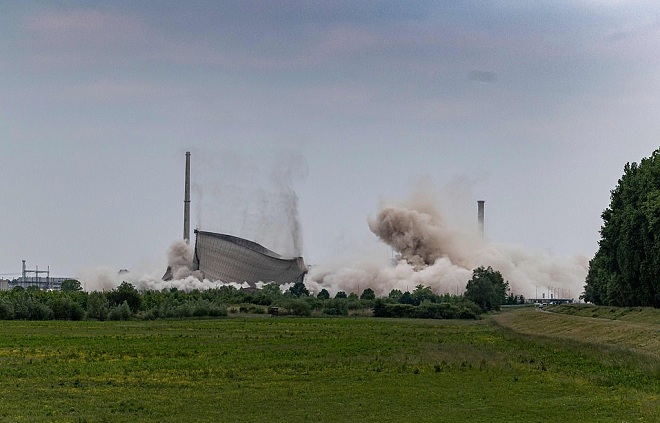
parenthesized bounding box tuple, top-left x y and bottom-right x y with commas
(192, 230, 307, 285)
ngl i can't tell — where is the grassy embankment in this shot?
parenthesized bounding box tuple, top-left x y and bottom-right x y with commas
(495, 305, 660, 359)
(547, 303, 660, 324)
(0, 313, 657, 422)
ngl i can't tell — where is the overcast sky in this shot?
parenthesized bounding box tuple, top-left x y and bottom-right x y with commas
(1, 1, 659, 279)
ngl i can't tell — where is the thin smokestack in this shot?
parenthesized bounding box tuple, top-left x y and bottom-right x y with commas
(184, 151, 191, 243)
(477, 200, 484, 239)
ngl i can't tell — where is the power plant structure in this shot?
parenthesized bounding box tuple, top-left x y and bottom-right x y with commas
(192, 230, 306, 285)
(477, 200, 485, 239)
(10, 260, 71, 290)
(164, 151, 307, 286)
(184, 151, 191, 244)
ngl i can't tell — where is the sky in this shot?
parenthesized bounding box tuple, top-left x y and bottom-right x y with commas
(1, 1, 659, 286)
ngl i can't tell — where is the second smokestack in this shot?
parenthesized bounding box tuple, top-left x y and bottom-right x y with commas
(477, 200, 485, 239)
(184, 151, 191, 243)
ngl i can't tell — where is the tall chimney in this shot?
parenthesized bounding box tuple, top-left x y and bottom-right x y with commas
(184, 151, 191, 243)
(477, 200, 485, 239)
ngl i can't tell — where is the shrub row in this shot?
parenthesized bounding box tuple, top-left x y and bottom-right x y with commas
(0, 286, 228, 321)
(373, 299, 482, 319)
(0, 281, 486, 321)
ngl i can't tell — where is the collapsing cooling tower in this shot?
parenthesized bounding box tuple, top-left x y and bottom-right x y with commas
(192, 230, 307, 285)
(163, 151, 307, 285)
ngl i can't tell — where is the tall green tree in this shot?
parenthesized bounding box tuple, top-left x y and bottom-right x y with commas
(60, 279, 82, 292)
(107, 282, 141, 313)
(360, 288, 375, 300)
(86, 291, 109, 320)
(288, 281, 309, 298)
(464, 266, 509, 311)
(584, 149, 660, 307)
(412, 285, 438, 304)
(261, 283, 283, 298)
(388, 289, 403, 302)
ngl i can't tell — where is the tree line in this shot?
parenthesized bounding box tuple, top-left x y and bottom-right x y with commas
(0, 266, 515, 321)
(584, 148, 660, 307)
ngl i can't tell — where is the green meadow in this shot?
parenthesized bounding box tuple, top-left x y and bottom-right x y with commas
(0, 311, 658, 422)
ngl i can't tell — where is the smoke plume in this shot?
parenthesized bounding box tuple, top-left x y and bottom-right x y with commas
(193, 150, 305, 258)
(165, 240, 204, 281)
(308, 184, 588, 300)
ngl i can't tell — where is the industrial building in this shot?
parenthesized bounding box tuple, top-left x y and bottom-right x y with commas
(11, 275, 70, 290)
(164, 151, 307, 286)
(9, 261, 72, 290)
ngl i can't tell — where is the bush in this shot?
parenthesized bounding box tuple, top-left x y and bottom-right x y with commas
(86, 291, 109, 321)
(31, 301, 54, 320)
(237, 304, 266, 314)
(13, 297, 29, 319)
(399, 291, 415, 305)
(0, 288, 229, 321)
(288, 281, 310, 298)
(60, 279, 83, 292)
(286, 299, 312, 316)
(322, 298, 349, 316)
(346, 298, 366, 310)
(177, 303, 195, 318)
(50, 297, 84, 320)
(317, 289, 330, 300)
(458, 306, 478, 319)
(373, 299, 388, 317)
(207, 303, 227, 317)
(107, 282, 141, 313)
(0, 298, 14, 320)
(140, 308, 159, 321)
(360, 288, 376, 300)
(373, 298, 481, 320)
(190, 300, 228, 317)
(108, 301, 131, 321)
(13, 296, 54, 320)
(388, 289, 403, 302)
(379, 303, 417, 318)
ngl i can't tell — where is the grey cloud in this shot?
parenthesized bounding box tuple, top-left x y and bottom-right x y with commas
(468, 70, 498, 82)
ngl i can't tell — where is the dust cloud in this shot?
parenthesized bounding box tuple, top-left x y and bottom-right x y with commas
(80, 168, 586, 300)
(307, 183, 588, 300)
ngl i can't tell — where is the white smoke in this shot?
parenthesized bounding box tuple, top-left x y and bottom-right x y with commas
(77, 266, 125, 292)
(77, 240, 289, 293)
(166, 240, 203, 281)
(193, 150, 306, 258)
(307, 182, 588, 300)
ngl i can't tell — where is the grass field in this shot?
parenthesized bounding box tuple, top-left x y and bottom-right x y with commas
(0, 314, 658, 422)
